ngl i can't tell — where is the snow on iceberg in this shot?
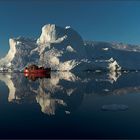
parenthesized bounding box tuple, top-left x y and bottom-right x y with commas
(0, 39, 16, 68)
(65, 26, 71, 29)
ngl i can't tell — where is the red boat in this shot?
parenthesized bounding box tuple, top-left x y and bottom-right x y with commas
(24, 64, 51, 80)
(24, 65, 51, 74)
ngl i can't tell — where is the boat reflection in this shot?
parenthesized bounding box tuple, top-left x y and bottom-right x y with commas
(24, 72, 51, 81)
(0, 71, 140, 116)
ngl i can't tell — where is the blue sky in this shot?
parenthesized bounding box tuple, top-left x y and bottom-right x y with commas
(0, 0, 140, 57)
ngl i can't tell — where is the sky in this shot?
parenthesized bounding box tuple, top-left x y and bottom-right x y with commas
(0, 0, 140, 57)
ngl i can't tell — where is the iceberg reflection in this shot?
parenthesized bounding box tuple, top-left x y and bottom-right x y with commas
(0, 71, 140, 115)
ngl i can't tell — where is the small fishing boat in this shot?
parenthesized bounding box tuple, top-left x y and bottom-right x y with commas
(24, 64, 51, 80)
(24, 51, 51, 79)
(24, 64, 51, 74)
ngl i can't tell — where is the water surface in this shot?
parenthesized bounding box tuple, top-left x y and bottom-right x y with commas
(0, 71, 140, 138)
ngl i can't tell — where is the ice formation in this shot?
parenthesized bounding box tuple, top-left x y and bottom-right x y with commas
(0, 24, 140, 71)
(0, 24, 87, 71)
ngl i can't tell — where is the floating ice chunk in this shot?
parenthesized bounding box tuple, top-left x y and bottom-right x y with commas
(101, 104, 128, 111)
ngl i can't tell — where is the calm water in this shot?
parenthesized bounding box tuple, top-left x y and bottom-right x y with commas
(0, 71, 140, 138)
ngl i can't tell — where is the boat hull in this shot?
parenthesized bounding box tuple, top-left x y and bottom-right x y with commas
(23, 65, 51, 80)
(24, 68, 51, 74)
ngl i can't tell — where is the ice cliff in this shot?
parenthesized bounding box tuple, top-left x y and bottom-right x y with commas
(0, 24, 86, 71)
(0, 24, 140, 71)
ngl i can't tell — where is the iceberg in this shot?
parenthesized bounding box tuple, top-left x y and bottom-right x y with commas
(0, 24, 140, 71)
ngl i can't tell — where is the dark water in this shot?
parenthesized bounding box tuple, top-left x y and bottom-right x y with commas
(0, 71, 140, 138)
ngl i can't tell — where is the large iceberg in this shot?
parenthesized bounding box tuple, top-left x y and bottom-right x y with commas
(0, 24, 87, 71)
(0, 24, 140, 71)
